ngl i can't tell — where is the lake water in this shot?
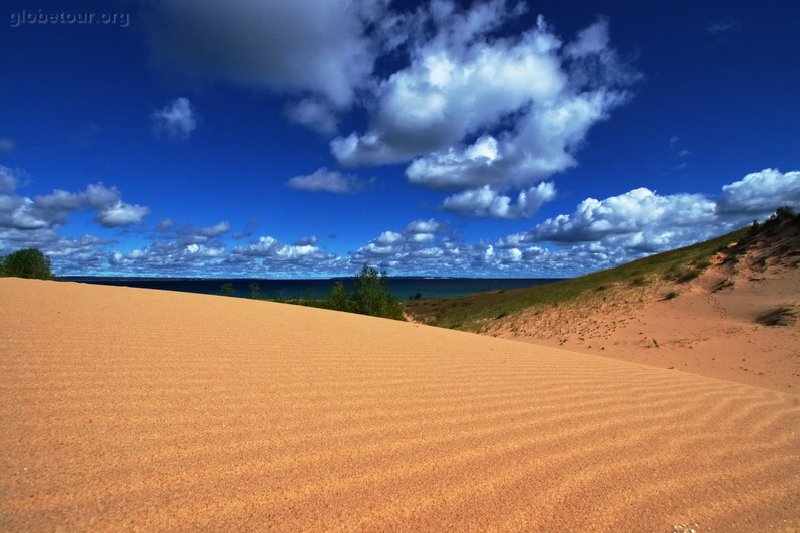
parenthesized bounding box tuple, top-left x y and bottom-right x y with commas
(60, 277, 563, 300)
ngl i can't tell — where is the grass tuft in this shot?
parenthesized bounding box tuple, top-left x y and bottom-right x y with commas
(756, 306, 796, 327)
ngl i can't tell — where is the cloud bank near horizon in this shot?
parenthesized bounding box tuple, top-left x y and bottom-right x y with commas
(3, 166, 796, 278)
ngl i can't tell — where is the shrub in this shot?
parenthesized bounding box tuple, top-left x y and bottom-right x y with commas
(774, 205, 797, 220)
(665, 262, 704, 283)
(664, 291, 679, 300)
(352, 265, 403, 319)
(761, 205, 799, 232)
(322, 266, 403, 319)
(248, 282, 261, 299)
(2, 248, 52, 279)
(220, 282, 236, 297)
(327, 281, 352, 312)
(756, 305, 796, 327)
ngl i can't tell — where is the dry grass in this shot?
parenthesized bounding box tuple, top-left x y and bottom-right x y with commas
(756, 305, 797, 326)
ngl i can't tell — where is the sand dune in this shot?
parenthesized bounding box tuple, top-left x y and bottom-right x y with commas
(488, 232, 800, 393)
(1, 278, 798, 531)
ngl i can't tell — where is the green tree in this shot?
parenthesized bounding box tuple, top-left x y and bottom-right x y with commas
(352, 265, 403, 319)
(774, 205, 796, 219)
(2, 248, 52, 279)
(220, 282, 236, 297)
(327, 281, 352, 312)
(248, 282, 261, 299)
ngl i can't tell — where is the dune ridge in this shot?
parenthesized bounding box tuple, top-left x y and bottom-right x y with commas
(486, 219, 800, 393)
(1, 278, 799, 531)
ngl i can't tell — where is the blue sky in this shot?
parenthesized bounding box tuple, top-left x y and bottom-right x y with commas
(1, 0, 798, 278)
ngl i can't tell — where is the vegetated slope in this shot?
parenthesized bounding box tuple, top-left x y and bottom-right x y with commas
(1, 278, 799, 531)
(404, 225, 750, 331)
(405, 210, 800, 331)
(469, 210, 800, 392)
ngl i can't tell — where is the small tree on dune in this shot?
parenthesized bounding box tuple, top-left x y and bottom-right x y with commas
(352, 265, 403, 319)
(327, 281, 352, 312)
(220, 282, 236, 297)
(323, 266, 402, 319)
(248, 282, 261, 299)
(2, 248, 53, 280)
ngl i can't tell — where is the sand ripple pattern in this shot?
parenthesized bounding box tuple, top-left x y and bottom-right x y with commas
(1, 279, 798, 531)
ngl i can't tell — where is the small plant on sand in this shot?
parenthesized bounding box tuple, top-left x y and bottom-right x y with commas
(712, 278, 734, 292)
(248, 282, 261, 299)
(665, 255, 713, 283)
(756, 305, 796, 327)
(220, 282, 236, 297)
(664, 291, 679, 300)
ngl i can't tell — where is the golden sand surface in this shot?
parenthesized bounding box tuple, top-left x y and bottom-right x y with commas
(1, 278, 798, 531)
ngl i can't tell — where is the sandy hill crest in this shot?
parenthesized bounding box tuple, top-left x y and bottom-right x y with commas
(488, 212, 800, 392)
(1, 277, 799, 530)
(718, 209, 800, 283)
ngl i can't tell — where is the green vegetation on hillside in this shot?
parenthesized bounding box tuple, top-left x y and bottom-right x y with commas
(406, 207, 799, 331)
(726, 205, 800, 260)
(405, 226, 750, 330)
(0, 248, 53, 280)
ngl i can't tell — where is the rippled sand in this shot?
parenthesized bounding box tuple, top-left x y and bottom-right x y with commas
(1, 278, 798, 531)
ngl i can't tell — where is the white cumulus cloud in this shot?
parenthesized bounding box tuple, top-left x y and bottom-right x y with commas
(332, 9, 635, 195)
(94, 201, 150, 227)
(0, 138, 16, 154)
(530, 187, 716, 244)
(155, 219, 175, 232)
(286, 167, 366, 194)
(1, 179, 149, 230)
(443, 182, 556, 218)
(285, 98, 338, 135)
(0, 166, 18, 194)
(716, 168, 800, 215)
(152, 97, 197, 140)
(197, 220, 230, 237)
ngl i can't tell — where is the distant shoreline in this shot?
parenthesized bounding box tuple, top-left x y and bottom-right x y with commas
(58, 276, 564, 300)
